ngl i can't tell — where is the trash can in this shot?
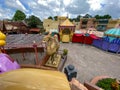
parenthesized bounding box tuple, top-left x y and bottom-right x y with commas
(64, 64, 77, 81)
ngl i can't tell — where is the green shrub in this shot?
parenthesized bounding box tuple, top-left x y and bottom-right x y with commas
(96, 78, 116, 90)
(63, 49, 68, 55)
(111, 80, 120, 90)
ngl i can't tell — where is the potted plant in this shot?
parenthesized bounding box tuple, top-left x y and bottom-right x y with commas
(96, 78, 120, 90)
(62, 49, 68, 59)
(63, 49, 68, 55)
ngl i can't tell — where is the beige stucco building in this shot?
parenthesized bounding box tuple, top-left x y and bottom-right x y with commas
(72, 21, 80, 30)
(79, 18, 96, 29)
(107, 19, 120, 29)
(43, 16, 67, 32)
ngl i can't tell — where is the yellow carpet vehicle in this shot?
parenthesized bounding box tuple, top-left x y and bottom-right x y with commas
(0, 31, 6, 40)
(0, 31, 6, 46)
(0, 68, 71, 90)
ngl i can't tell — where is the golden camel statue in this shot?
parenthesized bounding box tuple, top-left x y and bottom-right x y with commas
(42, 34, 60, 64)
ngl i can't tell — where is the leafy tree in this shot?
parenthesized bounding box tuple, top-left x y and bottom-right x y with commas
(103, 14, 112, 19)
(53, 16, 58, 21)
(68, 15, 81, 22)
(12, 10, 26, 21)
(69, 18, 76, 22)
(69, 18, 73, 22)
(26, 15, 42, 28)
(48, 16, 53, 20)
(76, 15, 81, 22)
(94, 14, 112, 19)
(94, 15, 100, 19)
(83, 14, 92, 18)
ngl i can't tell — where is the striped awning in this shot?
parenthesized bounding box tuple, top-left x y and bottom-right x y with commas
(104, 28, 120, 37)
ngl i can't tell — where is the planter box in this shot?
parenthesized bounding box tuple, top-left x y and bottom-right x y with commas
(84, 82, 103, 90)
(84, 76, 110, 90)
(37, 54, 67, 71)
(58, 55, 67, 71)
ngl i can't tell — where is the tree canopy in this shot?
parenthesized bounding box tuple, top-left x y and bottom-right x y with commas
(76, 15, 82, 21)
(53, 16, 58, 21)
(94, 14, 112, 19)
(83, 14, 92, 18)
(69, 15, 82, 22)
(46, 14, 112, 23)
(12, 10, 26, 21)
(26, 15, 42, 28)
(48, 16, 53, 20)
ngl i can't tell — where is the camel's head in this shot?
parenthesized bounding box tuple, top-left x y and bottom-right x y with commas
(42, 35, 51, 43)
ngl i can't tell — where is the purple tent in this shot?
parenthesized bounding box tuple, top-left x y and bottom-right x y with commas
(101, 37, 110, 51)
(0, 53, 20, 73)
(92, 38, 103, 49)
(108, 39, 120, 53)
(117, 47, 120, 53)
(104, 28, 120, 53)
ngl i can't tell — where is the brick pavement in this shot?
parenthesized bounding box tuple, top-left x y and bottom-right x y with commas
(60, 43, 120, 83)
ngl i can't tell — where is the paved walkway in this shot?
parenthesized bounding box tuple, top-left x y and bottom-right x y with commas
(60, 43, 120, 83)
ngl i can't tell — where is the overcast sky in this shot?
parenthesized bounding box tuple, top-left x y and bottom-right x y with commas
(0, 0, 120, 20)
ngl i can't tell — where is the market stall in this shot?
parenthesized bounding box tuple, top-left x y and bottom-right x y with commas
(59, 19, 75, 42)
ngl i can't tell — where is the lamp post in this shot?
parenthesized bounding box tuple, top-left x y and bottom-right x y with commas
(33, 41, 39, 65)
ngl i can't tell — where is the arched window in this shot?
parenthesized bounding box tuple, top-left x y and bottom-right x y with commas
(62, 28, 71, 34)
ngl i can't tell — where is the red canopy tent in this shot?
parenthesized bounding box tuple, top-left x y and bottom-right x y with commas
(83, 34, 99, 45)
(72, 34, 84, 43)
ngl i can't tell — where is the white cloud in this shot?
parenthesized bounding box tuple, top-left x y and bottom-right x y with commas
(87, 0, 103, 10)
(38, 0, 48, 6)
(0, 13, 1, 17)
(5, 0, 27, 12)
(63, 0, 72, 6)
(28, 1, 37, 9)
(53, 8, 60, 12)
(0, 0, 120, 20)
(61, 12, 67, 16)
(16, 0, 27, 11)
(89, 0, 120, 18)
(65, 0, 90, 14)
(0, 7, 13, 19)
